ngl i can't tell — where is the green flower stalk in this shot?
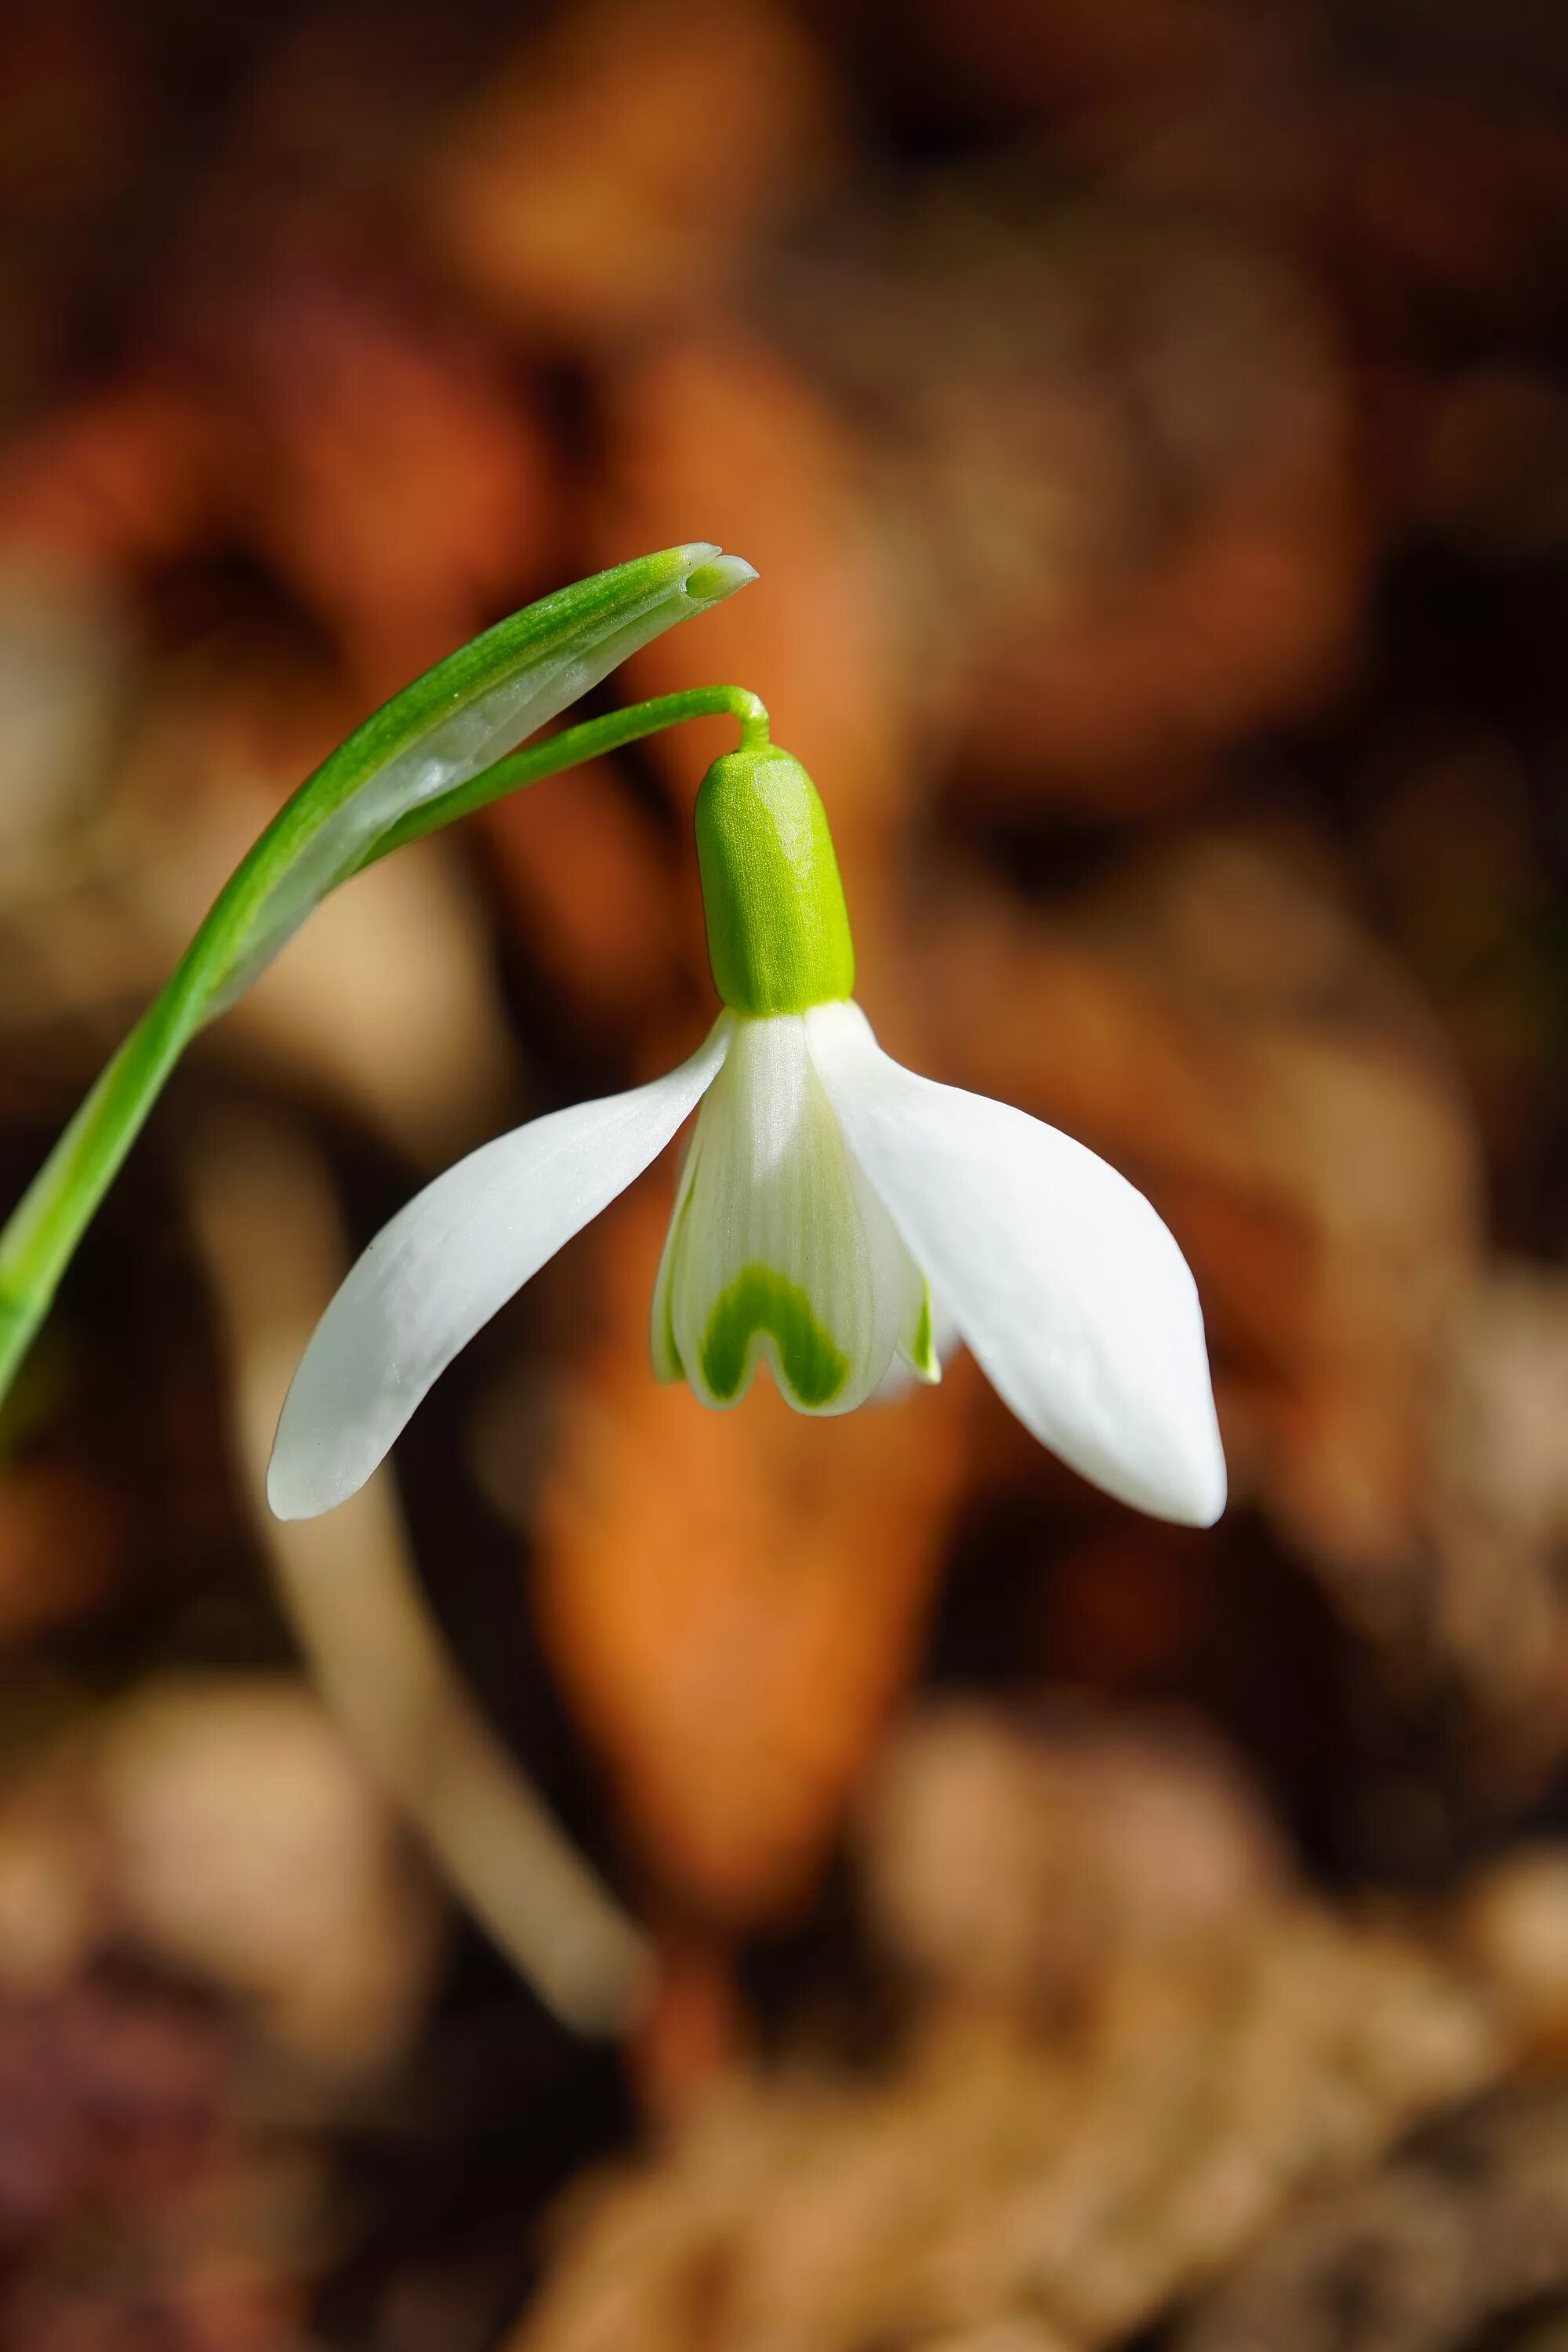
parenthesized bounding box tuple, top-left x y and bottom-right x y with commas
(0, 545, 758, 1406)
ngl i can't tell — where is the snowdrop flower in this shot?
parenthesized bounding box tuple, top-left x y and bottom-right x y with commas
(268, 744, 1225, 1526)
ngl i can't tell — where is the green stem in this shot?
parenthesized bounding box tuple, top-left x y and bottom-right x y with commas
(0, 683, 769, 1408)
(354, 684, 771, 869)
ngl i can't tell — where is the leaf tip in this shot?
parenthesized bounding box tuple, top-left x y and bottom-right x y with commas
(683, 551, 759, 604)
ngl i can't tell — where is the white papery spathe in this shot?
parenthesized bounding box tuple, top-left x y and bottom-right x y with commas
(268, 1004, 1226, 1529)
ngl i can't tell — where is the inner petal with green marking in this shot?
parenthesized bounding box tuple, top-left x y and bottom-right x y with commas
(701, 1265, 848, 1406)
(651, 1012, 939, 1415)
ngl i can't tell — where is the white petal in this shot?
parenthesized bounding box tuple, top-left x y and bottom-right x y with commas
(648, 1124, 700, 1385)
(871, 1276, 951, 1402)
(655, 1013, 922, 1415)
(268, 1018, 731, 1519)
(807, 1002, 1226, 1526)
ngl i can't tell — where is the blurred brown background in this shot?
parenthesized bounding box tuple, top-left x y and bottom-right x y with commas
(2, 1, 1568, 2346)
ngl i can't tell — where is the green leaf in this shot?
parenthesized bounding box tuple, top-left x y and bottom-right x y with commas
(0, 545, 757, 1403)
(210, 543, 756, 1011)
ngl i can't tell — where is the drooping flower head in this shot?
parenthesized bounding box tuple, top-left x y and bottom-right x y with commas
(267, 737, 1225, 1527)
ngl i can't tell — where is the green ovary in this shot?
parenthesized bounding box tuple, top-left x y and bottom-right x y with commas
(699, 1265, 849, 1408)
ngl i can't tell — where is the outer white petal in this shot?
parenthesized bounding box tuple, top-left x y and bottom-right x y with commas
(806, 1002, 1226, 1526)
(268, 1018, 731, 1519)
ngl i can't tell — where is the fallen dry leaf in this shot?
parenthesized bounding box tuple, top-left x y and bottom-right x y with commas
(532, 1174, 975, 1927)
(0, 1970, 325, 2350)
(858, 1704, 1287, 2012)
(210, 263, 561, 699)
(1414, 1265, 1568, 1802)
(590, 327, 918, 1033)
(1173, 2079, 1568, 2352)
(0, 1671, 447, 2076)
(479, 757, 686, 1045)
(0, 1461, 124, 1652)
(430, 0, 844, 343)
(511, 1708, 1520, 2352)
(0, 374, 224, 575)
(93, 1674, 446, 2076)
(768, 168, 1363, 810)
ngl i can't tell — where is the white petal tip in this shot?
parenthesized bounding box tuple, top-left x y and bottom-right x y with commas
(265, 1477, 308, 1524)
(265, 1437, 362, 1523)
(682, 553, 758, 604)
(1164, 1461, 1229, 1530)
(264, 1472, 312, 1524)
(1136, 1411, 1228, 1528)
